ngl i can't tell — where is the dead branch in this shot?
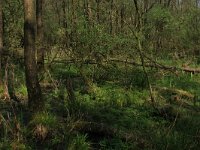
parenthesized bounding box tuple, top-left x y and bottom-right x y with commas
(154, 86, 194, 100)
(49, 58, 200, 74)
(154, 86, 200, 112)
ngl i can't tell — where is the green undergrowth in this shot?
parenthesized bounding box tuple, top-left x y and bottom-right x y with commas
(45, 79, 199, 149)
(0, 61, 200, 149)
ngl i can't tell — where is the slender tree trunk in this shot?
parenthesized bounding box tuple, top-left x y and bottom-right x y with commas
(120, 3, 125, 33)
(96, 0, 100, 24)
(70, 0, 78, 49)
(62, 0, 69, 48)
(0, 2, 11, 101)
(3, 59, 10, 101)
(109, 0, 113, 35)
(133, 0, 140, 29)
(84, 0, 92, 26)
(133, 0, 155, 105)
(54, 2, 61, 26)
(36, 0, 44, 70)
(0, 0, 3, 86)
(24, 0, 43, 111)
(163, 0, 172, 7)
(87, 0, 93, 25)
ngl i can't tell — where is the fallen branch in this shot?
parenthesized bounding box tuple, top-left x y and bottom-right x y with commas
(154, 86, 194, 100)
(49, 58, 200, 74)
(154, 86, 200, 112)
(180, 67, 200, 73)
(110, 58, 200, 74)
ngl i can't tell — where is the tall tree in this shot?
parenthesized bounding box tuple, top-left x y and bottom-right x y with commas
(0, 0, 3, 86)
(84, 0, 92, 25)
(0, 1, 11, 101)
(109, 0, 114, 35)
(96, 0, 100, 23)
(70, 0, 77, 47)
(120, 2, 125, 33)
(36, 0, 44, 70)
(62, 0, 69, 48)
(24, 0, 43, 111)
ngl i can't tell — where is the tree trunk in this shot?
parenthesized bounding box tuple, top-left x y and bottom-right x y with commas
(0, 0, 3, 86)
(62, 0, 69, 48)
(36, 0, 44, 70)
(96, 0, 100, 24)
(109, 0, 114, 35)
(70, 0, 77, 48)
(133, 0, 140, 29)
(120, 2, 125, 33)
(84, 0, 92, 26)
(86, 0, 93, 25)
(24, 0, 43, 111)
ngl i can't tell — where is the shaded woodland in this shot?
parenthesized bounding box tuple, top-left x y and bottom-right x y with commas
(0, 0, 200, 149)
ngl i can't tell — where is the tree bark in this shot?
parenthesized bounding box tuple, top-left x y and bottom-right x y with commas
(83, 0, 93, 26)
(109, 0, 114, 35)
(0, 0, 3, 86)
(62, 0, 69, 48)
(96, 0, 100, 24)
(36, 0, 44, 70)
(120, 2, 125, 33)
(24, 0, 43, 111)
(70, 0, 77, 48)
(133, 0, 141, 29)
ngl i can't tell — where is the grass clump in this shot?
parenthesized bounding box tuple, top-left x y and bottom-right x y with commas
(30, 112, 57, 129)
(68, 134, 91, 150)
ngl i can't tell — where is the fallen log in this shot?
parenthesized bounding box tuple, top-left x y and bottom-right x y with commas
(154, 86, 194, 100)
(154, 86, 200, 112)
(109, 58, 200, 74)
(180, 67, 200, 73)
(48, 58, 200, 74)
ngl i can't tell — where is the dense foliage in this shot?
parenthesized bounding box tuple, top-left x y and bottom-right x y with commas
(0, 0, 200, 149)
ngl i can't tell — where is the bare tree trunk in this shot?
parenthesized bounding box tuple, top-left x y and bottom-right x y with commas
(70, 0, 77, 48)
(166, 0, 172, 7)
(133, 0, 155, 105)
(62, 0, 69, 48)
(96, 0, 100, 24)
(143, 0, 149, 12)
(36, 0, 44, 70)
(133, 0, 140, 29)
(87, 0, 93, 25)
(54, 1, 61, 26)
(109, 0, 114, 35)
(3, 59, 10, 101)
(0, 0, 3, 87)
(120, 2, 125, 33)
(24, 0, 43, 112)
(84, 0, 93, 26)
(66, 77, 75, 102)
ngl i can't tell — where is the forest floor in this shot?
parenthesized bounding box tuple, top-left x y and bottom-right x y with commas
(0, 58, 200, 150)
